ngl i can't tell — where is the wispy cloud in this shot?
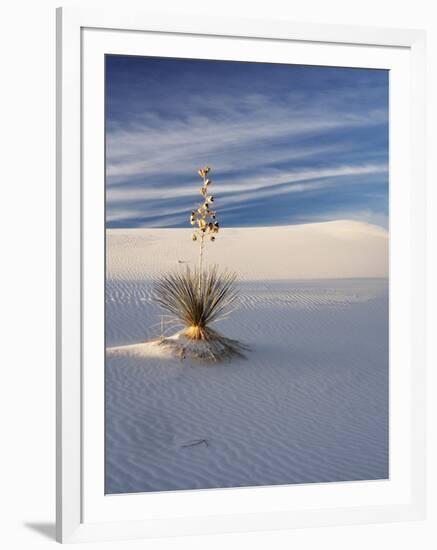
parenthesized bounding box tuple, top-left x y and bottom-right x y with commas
(107, 91, 386, 182)
(107, 163, 387, 204)
(105, 56, 388, 228)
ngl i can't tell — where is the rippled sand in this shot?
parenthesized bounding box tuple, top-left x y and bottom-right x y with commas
(105, 223, 389, 494)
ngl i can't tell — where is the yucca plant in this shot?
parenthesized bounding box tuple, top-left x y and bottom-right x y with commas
(153, 167, 246, 361)
(154, 266, 246, 360)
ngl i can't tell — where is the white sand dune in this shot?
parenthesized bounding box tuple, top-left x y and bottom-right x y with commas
(105, 221, 389, 494)
(107, 220, 388, 281)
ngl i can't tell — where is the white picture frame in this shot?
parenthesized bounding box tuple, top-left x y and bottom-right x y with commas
(56, 6, 426, 544)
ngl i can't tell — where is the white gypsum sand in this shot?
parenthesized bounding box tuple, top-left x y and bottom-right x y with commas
(105, 220, 389, 493)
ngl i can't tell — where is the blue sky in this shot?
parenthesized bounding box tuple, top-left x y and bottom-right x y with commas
(105, 55, 388, 229)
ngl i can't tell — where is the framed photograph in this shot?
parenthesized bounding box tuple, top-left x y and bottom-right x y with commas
(56, 7, 426, 543)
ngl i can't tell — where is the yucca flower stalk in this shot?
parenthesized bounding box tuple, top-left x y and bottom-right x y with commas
(190, 167, 219, 285)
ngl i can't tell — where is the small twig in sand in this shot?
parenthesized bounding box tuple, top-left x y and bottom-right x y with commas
(181, 439, 209, 448)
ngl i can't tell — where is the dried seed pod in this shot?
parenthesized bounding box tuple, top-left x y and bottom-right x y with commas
(192, 234, 197, 241)
(210, 235, 215, 241)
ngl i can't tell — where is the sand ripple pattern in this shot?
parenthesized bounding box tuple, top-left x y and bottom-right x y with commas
(106, 277, 388, 494)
